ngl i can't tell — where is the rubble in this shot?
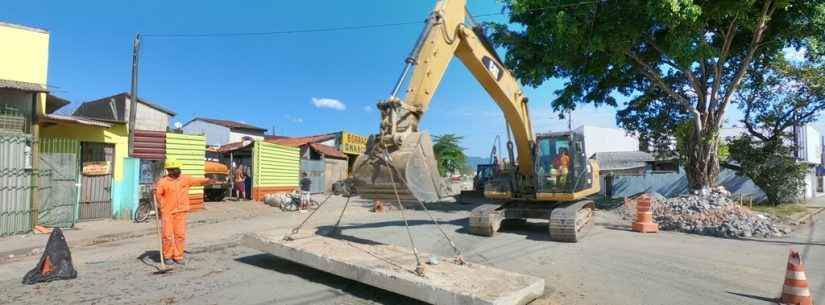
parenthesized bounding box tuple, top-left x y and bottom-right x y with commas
(623, 190, 788, 238)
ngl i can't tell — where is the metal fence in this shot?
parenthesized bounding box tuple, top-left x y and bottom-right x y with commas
(0, 133, 32, 236)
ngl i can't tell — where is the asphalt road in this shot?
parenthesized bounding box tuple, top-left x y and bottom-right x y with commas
(0, 197, 822, 305)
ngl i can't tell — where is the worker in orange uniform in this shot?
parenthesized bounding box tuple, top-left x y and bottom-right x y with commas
(553, 148, 571, 186)
(154, 159, 215, 265)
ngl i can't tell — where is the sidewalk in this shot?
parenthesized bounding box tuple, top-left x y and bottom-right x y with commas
(0, 200, 275, 263)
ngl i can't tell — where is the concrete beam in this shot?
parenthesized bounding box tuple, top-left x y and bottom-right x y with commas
(242, 232, 544, 305)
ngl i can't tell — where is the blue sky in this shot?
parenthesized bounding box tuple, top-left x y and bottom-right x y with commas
(7, 1, 801, 157)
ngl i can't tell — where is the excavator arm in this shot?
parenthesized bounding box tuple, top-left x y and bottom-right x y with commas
(352, 0, 535, 202)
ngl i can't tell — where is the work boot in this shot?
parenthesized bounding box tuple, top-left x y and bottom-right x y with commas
(163, 259, 176, 265)
(173, 259, 185, 265)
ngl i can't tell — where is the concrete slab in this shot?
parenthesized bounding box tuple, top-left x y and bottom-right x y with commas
(242, 231, 544, 305)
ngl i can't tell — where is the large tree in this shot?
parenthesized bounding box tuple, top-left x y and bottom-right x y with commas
(728, 59, 825, 203)
(491, 0, 825, 190)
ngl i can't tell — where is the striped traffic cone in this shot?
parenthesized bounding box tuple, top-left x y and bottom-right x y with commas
(781, 250, 814, 305)
(632, 194, 658, 233)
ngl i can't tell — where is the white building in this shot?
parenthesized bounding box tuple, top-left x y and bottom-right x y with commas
(573, 125, 640, 158)
(181, 117, 266, 147)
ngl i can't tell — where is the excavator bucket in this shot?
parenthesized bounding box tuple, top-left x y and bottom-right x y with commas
(352, 131, 454, 203)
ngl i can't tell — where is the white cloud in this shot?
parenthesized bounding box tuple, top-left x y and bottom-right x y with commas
(363, 105, 373, 112)
(312, 97, 346, 110)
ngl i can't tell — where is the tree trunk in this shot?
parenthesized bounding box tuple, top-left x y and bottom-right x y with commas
(684, 125, 720, 191)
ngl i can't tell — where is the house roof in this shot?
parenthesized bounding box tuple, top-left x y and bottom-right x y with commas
(74, 92, 176, 122)
(592, 151, 654, 171)
(0, 79, 48, 92)
(215, 140, 254, 153)
(45, 94, 70, 114)
(266, 133, 337, 147)
(310, 143, 347, 159)
(189, 117, 267, 132)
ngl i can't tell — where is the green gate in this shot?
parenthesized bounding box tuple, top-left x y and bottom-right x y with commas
(37, 138, 80, 227)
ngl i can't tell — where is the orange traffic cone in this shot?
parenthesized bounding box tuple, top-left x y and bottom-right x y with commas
(781, 250, 814, 305)
(632, 194, 659, 233)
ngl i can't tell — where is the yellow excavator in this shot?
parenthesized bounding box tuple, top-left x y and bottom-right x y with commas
(352, 0, 601, 242)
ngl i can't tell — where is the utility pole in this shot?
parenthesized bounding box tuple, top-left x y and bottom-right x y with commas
(128, 33, 141, 156)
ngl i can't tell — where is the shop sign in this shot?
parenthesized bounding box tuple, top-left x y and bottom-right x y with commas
(340, 131, 368, 155)
(82, 161, 110, 176)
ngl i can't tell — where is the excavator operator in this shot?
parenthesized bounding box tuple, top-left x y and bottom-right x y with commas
(154, 158, 215, 264)
(553, 149, 571, 186)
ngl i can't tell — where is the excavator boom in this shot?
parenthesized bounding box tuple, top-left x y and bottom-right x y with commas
(352, 0, 535, 202)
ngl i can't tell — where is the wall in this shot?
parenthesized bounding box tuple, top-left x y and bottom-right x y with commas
(609, 167, 767, 202)
(228, 130, 264, 143)
(40, 123, 130, 217)
(119, 158, 140, 218)
(575, 126, 639, 159)
(182, 120, 229, 147)
(801, 126, 822, 164)
(133, 101, 171, 132)
(252, 141, 299, 200)
(0, 23, 49, 85)
(324, 158, 348, 193)
(165, 133, 206, 209)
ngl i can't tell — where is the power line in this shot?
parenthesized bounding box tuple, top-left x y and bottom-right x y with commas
(141, 1, 600, 38)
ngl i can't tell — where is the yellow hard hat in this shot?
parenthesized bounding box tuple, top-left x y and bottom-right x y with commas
(164, 158, 183, 169)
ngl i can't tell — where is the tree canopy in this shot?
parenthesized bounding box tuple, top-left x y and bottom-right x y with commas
(432, 134, 469, 176)
(491, 0, 825, 189)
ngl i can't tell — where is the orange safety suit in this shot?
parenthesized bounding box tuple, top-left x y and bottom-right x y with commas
(155, 175, 209, 261)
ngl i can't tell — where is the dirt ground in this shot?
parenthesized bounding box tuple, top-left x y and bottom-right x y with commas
(0, 196, 823, 305)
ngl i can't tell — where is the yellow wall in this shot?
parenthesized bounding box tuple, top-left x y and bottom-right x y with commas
(40, 123, 129, 180)
(0, 23, 49, 86)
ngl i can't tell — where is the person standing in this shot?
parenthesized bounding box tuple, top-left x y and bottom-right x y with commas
(154, 159, 214, 264)
(233, 165, 246, 201)
(299, 172, 312, 213)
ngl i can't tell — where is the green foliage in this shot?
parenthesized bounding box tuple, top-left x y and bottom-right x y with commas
(432, 134, 468, 176)
(491, 0, 825, 188)
(728, 136, 806, 204)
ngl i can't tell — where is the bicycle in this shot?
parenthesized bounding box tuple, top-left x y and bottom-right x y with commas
(279, 192, 320, 212)
(134, 196, 157, 223)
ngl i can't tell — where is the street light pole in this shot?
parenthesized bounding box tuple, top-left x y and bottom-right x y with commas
(128, 33, 141, 156)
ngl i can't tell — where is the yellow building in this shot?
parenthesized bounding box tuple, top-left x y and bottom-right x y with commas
(0, 21, 49, 133)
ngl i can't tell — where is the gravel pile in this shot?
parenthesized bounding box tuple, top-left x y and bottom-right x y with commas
(624, 190, 788, 238)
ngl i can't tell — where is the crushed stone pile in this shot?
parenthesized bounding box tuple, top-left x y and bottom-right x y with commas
(623, 190, 788, 238)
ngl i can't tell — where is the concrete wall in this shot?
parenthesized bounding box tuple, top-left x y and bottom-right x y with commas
(609, 167, 767, 202)
(182, 120, 230, 147)
(228, 130, 264, 143)
(0, 22, 49, 86)
(129, 98, 171, 131)
(575, 125, 639, 159)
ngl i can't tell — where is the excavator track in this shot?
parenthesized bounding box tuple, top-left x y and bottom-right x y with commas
(548, 200, 595, 242)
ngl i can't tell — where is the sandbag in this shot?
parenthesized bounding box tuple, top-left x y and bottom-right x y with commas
(22, 228, 77, 285)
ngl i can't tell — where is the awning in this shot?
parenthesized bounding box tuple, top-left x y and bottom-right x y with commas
(40, 114, 112, 128)
(0, 79, 48, 92)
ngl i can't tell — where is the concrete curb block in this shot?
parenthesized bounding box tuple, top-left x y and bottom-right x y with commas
(242, 232, 545, 305)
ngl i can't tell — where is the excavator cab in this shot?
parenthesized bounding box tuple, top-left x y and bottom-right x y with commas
(534, 132, 596, 198)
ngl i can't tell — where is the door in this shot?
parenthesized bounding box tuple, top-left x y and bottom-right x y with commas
(300, 159, 325, 193)
(79, 142, 113, 220)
